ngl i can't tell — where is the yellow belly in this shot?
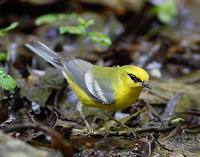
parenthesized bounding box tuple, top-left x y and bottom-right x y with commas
(65, 73, 143, 111)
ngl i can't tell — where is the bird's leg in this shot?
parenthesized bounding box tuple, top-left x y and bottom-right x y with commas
(104, 111, 137, 137)
(76, 102, 94, 134)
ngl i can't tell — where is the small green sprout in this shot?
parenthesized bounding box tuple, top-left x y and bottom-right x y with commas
(77, 18, 94, 28)
(59, 17, 111, 47)
(88, 32, 112, 47)
(35, 13, 78, 26)
(0, 23, 18, 92)
(0, 67, 16, 91)
(152, 0, 177, 24)
(59, 25, 87, 35)
(0, 22, 18, 37)
(35, 14, 112, 47)
(0, 22, 18, 62)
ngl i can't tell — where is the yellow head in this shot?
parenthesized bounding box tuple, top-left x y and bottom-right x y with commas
(121, 65, 150, 89)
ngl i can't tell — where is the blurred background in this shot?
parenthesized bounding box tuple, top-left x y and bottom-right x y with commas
(0, 0, 199, 77)
(0, 0, 199, 157)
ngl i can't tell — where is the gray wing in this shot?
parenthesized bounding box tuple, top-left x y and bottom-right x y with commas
(59, 58, 115, 104)
(92, 73, 115, 104)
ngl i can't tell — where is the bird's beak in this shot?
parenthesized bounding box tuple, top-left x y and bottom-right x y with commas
(140, 82, 152, 90)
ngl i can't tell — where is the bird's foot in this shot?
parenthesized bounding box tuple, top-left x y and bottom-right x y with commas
(104, 111, 138, 138)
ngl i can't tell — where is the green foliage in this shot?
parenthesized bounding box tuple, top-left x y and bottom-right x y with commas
(59, 17, 111, 47)
(153, 0, 177, 24)
(0, 23, 17, 91)
(59, 25, 87, 35)
(0, 53, 7, 61)
(77, 18, 94, 28)
(35, 13, 112, 47)
(88, 32, 112, 47)
(0, 22, 18, 37)
(59, 18, 94, 36)
(35, 13, 77, 25)
(0, 67, 16, 91)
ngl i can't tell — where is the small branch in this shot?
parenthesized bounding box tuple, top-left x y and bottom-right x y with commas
(2, 123, 37, 133)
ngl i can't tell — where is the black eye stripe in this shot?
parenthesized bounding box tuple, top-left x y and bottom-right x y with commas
(128, 74, 142, 83)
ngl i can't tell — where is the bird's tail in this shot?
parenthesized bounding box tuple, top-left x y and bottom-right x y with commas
(25, 41, 63, 70)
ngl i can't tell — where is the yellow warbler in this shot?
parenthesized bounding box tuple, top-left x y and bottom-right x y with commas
(26, 41, 150, 131)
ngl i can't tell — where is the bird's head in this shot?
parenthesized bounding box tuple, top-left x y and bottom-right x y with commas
(122, 65, 151, 89)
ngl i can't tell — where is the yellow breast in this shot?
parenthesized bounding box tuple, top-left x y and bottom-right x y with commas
(111, 72, 143, 110)
(63, 69, 143, 111)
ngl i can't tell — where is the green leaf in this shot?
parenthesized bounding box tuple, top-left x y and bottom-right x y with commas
(59, 25, 87, 35)
(20, 68, 64, 107)
(0, 22, 18, 37)
(0, 67, 4, 74)
(59, 18, 94, 36)
(0, 53, 7, 61)
(77, 17, 86, 25)
(35, 13, 78, 26)
(4, 22, 18, 31)
(0, 69, 16, 91)
(77, 18, 94, 27)
(35, 14, 57, 25)
(58, 13, 78, 20)
(85, 19, 94, 27)
(88, 32, 112, 47)
(21, 85, 50, 107)
(153, 0, 177, 24)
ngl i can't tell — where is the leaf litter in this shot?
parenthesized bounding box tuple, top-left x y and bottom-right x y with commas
(0, 0, 199, 156)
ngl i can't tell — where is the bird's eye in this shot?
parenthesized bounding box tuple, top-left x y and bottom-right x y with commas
(128, 74, 142, 83)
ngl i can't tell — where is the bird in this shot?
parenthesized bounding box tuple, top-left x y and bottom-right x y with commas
(25, 41, 150, 133)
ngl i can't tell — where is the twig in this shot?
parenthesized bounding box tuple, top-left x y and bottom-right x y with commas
(154, 137, 173, 152)
(144, 100, 167, 128)
(2, 123, 37, 133)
